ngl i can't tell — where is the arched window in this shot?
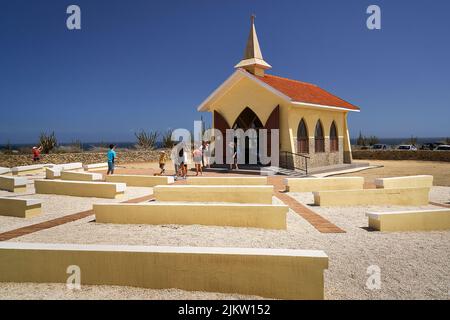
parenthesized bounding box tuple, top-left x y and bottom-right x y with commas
(330, 121, 338, 152)
(297, 119, 309, 154)
(315, 120, 325, 153)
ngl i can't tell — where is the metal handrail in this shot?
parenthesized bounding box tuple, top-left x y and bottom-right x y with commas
(280, 151, 310, 174)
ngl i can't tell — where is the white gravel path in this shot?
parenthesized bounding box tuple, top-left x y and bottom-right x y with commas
(0, 181, 153, 233)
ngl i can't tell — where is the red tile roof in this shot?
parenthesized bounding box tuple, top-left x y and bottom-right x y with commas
(255, 73, 360, 111)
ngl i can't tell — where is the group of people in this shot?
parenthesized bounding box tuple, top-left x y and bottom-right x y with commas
(31, 141, 221, 179)
(158, 141, 211, 179)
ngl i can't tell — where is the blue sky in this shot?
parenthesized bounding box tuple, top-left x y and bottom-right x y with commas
(0, 0, 449, 143)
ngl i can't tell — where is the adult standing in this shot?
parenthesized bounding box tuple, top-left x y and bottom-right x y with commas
(203, 141, 211, 168)
(32, 146, 43, 162)
(193, 147, 203, 176)
(107, 144, 116, 175)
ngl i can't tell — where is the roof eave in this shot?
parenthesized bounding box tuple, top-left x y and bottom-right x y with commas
(291, 101, 360, 112)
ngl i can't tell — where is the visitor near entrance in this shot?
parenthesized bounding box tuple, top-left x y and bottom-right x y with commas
(202, 141, 211, 168)
(107, 144, 116, 175)
(193, 147, 203, 176)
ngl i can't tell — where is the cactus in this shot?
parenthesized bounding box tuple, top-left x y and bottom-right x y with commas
(162, 129, 175, 148)
(39, 131, 58, 154)
(135, 130, 158, 150)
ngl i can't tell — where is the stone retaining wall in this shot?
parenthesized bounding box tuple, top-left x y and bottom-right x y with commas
(0, 150, 166, 168)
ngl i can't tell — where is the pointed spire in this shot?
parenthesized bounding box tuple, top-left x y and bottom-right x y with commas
(234, 15, 272, 77)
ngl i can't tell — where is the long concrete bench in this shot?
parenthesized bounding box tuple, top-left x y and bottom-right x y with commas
(366, 209, 450, 232)
(105, 175, 174, 187)
(187, 176, 268, 185)
(0, 197, 42, 218)
(34, 180, 125, 199)
(0, 242, 328, 299)
(11, 164, 45, 176)
(154, 185, 274, 204)
(0, 167, 12, 175)
(284, 177, 364, 192)
(46, 163, 85, 180)
(60, 162, 83, 171)
(313, 187, 430, 207)
(94, 202, 288, 229)
(0, 176, 28, 192)
(83, 163, 108, 172)
(61, 171, 103, 182)
(375, 175, 433, 189)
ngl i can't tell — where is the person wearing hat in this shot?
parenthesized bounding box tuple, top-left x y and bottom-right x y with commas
(32, 146, 43, 162)
(159, 150, 167, 175)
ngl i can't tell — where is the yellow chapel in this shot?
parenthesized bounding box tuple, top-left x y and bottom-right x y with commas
(197, 16, 360, 171)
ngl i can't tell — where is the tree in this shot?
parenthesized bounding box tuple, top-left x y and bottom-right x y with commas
(367, 136, 380, 146)
(356, 131, 366, 146)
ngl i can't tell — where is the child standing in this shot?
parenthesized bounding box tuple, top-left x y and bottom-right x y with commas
(159, 151, 167, 175)
(107, 144, 116, 175)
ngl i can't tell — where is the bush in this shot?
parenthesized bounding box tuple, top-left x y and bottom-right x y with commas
(135, 130, 158, 150)
(39, 131, 58, 154)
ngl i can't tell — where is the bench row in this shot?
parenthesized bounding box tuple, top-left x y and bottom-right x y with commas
(284, 175, 433, 192)
(2, 193, 449, 233)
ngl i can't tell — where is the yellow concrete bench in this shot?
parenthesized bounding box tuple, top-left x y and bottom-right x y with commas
(34, 180, 126, 199)
(60, 162, 83, 171)
(375, 175, 433, 189)
(11, 164, 45, 176)
(45, 167, 61, 179)
(313, 187, 430, 207)
(61, 171, 103, 182)
(0, 167, 12, 175)
(46, 163, 85, 179)
(0, 197, 42, 218)
(0, 176, 28, 193)
(284, 177, 364, 192)
(105, 175, 174, 187)
(366, 209, 450, 232)
(154, 185, 274, 204)
(0, 242, 328, 299)
(83, 163, 108, 172)
(187, 176, 267, 185)
(94, 202, 288, 229)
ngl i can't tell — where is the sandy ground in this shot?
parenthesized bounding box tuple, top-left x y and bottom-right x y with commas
(339, 160, 450, 187)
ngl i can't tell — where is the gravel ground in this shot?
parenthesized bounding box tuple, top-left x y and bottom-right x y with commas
(0, 177, 153, 233)
(0, 283, 265, 300)
(1, 187, 449, 300)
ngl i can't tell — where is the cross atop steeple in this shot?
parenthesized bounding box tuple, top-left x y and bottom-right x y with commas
(234, 15, 272, 77)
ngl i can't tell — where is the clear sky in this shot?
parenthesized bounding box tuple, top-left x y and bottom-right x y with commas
(1, 0, 449, 143)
